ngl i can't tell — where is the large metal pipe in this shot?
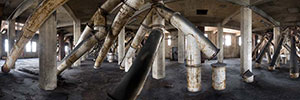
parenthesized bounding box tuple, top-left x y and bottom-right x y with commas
(154, 4, 219, 59)
(2, 0, 70, 73)
(120, 9, 153, 71)
(252, 36, 265, 60)
(290, 34, 299, 78)
(268, 35, 285, 70)
(56, 0, 122, 75)
(108, 29, 164, 100)
(255, 34, 273, 68)
(94, 0, 145, 69)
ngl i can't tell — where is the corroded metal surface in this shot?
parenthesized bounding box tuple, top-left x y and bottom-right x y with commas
(186, 66, 201, 92)
(154, 4, 219, 59)
(2, 0, 70, 73)
(108, 29, 163, 100)
(211, 63, 226, 91)
(94, 0, 145, 69)
(121, 9, 153, 72)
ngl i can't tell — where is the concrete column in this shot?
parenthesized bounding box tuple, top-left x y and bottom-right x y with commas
(178, 30, 185, 63)
(118, 27, 125, 64)
(0, 19, 2, 59)
(217, 23, 224, 63)
(186, 34, 202, 92)
(39, 13, 57, 90)
(58, 32, 65, 61)
(240, 3, 254, 83)
(7, 20, 16, 56)
(273, 27, 281, 68)
(73, 20, 81, 66)
(289, 35, 299, 78)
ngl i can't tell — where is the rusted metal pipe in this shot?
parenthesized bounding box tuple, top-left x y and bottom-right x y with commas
(252, 36, 265, 60)
(186, 33, 202, 92)
(108, 29, 164, 100)
(211, 63, 226, 91)
(56, 0, 122, 75)
(2, 0, 69, 73)
(268, 35, 285, 70)
(154, 4, 219, 59)
(255, 34, 273, 68)
(94, 0, 145, 69)
(290, 34, 299, 79)
(120, 9, 153, 71)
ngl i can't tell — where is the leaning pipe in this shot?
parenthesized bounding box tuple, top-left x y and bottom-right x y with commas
(108, 29, 164, 100)
(94, 0, 145, 69)
(120, 9, 153, 71)
(255, 34, 273, 68)
(154, 4, 219, 59)
(2, 0, 69, 73)
(268, 35, 285, 70)
(56, 0, 122, 75)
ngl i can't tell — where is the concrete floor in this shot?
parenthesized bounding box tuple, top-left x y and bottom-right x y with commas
(0, 58, 300, 100)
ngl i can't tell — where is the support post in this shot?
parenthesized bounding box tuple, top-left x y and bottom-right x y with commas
(178, 30, 185, 63)
(152, 10, 166, 79)
(73, 20, 81, 67)
(273, 27, 281, 68)
(240, 2, 254, 83)
(211, 63, 226, 91)
(7, 20, 16, 57)
(118, 27, 125, 64)
(289, 34, 299, 78)
(39, 13, 57, 90)
(217, 23, 224, 63)
(58, 32, 65, 61)
(186, 34, 202, 92)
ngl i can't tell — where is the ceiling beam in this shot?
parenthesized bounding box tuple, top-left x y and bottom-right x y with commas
(251, 0, 274, 6)
(249, 6, 280, 26)
(8, 0, 39, 20)
(218, 0, 280, 26)
(61, 4, 79, 22)
(222, 9, 240, 26)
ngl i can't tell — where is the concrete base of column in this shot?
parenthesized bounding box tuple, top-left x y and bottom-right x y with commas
(186, 66, 201, 92)
(254, 62, 261, 68)
(243, 76, 254, 83)
(268, 66, 276, 71)
(290, 72, 299, 79)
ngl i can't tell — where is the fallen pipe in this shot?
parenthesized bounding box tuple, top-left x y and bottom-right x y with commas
(94, 0, 145, 69)
(108, 29, 164, 100)
(255, 34, 273, 68)
(154, 4, 219, 59)
(268, 35, 285, 70)
(120, 9, 153, 71)
(56, 0, 123, 75)
(2, 0, 69, 73)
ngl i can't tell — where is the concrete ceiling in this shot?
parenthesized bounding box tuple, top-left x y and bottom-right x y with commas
(0, 0, 299, 34)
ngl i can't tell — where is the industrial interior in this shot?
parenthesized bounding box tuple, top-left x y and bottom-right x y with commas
(0, 0, 299, 100)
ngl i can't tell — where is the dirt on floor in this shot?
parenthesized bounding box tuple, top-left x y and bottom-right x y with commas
(0, 58, 300, 100)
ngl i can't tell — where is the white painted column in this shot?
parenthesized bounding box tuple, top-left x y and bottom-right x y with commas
(217, 23, 224, 63)
(73, 20, 81, 67)
(178, 30, 185, 63)
(240, 2, 254, 83)
(186, 34, 202, 92)
(118, 27, 125, 65)
(152, 11, 165, 79)
(39, 13, 57, 90)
